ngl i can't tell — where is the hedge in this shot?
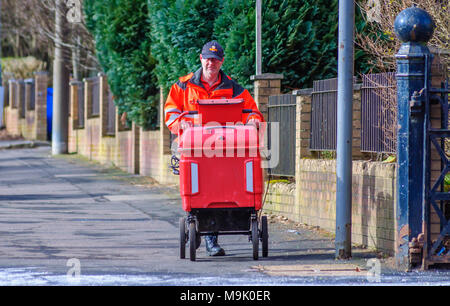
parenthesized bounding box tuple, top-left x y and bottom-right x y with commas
(84, 0, 374, 128)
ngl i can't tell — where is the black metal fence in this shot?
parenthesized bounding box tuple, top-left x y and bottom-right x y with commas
(361, 72, 397, 153)
(17, 80, 25, 118)
(86, 77, 100, 117)
(24, 79, 35, 110)
(3, 81, 9, 107)
(310, 78, 338, 151)
(77, 82, 85, 128)
(309, 74, 396, 153)
(268, 94, 296, 177)
(264, 73, 398, 176)
(107, 90, 116, 135)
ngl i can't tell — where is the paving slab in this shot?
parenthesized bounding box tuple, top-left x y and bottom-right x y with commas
(1, 146, 448, 285)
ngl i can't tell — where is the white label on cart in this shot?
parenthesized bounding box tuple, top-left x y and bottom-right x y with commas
(191, 163, 199, 194)
(246, 161, 254, 192)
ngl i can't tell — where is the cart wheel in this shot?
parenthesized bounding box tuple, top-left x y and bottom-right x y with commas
(179, 217, 186, 259)
(261, 215, 268, 257)
(196, 232, 201, 250)
(252, 217, 259, 260)
(189, 221, 196, 261)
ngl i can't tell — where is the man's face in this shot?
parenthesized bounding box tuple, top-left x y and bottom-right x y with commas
(200, 54, 224, 78)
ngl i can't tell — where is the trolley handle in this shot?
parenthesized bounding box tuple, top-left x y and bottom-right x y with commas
(242, 109, 264, 129)
(177, 111, 198, 136)
(242, 109, 264, 120)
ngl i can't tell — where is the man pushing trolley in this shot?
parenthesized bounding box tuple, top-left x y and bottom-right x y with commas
(164, 41, 268, 261)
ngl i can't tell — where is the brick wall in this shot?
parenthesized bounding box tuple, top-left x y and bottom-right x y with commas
(68, 75, 141, 174)
(4, 72, 48, 140)
(264, 182, 296, 217)
(140, 129, 161, 179)
(68, 75, 179, 183)
(264, 159, 396, 255)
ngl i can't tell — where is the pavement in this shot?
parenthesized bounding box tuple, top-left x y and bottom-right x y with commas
(0, 141, 449, 285)
(0, 139, 50, 150)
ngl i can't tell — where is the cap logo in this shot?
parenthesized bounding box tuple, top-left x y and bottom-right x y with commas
(209, 46, 218, 52)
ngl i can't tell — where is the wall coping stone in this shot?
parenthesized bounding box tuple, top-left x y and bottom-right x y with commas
(293, 88, 313, 95)
(250, 73, 284, 80)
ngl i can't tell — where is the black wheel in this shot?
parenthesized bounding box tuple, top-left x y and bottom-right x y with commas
(179, 217, 186, 259)
(261, 215, 268, 257)
(252, 217, 259, 260)
(189, 221, 196, 261)
(196, 232, 201, 250)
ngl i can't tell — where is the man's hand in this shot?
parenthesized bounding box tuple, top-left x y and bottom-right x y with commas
(247, 118, 261, 129)
(179, 120, 193, 131)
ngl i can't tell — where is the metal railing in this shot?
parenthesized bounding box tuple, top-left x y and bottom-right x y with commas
(9, 80, 18, 109)
(361, 72, 397, 153)
(85, 76, 100, 117)
(77, 82, 85, 128)
(106, 90, 116, 135)
(24, 78, 35, 110)
(268, 94, 296, 177)
(310, 78, 338, 151)
(17, 80, 25, 118)
(309, 75, 396, 154)
(3, 81, 9, 107)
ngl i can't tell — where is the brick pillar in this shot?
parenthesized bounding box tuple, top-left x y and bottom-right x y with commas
(6, 80, 19, 136)
(294, 88, 312, 220)
(69, 80, 81, 130)
(34, 72, 48, 141)
(250, 73, 284, 121)
(68, 79, 80, 153)
(293, 89, 313, 159)
(351, 84, 364, 159)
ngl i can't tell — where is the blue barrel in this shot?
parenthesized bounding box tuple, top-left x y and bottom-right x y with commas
(47, 87, 53, 141)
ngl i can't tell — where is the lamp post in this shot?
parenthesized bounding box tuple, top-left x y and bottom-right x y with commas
(52, 0, 70, 154)
(256, 0, 262, 76)
(335, 0, 355, 260)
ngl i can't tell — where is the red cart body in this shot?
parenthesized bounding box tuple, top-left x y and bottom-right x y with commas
(179, 125, 263, 212)
(176, 99, 268, 261)
(177, 99, 263, 212)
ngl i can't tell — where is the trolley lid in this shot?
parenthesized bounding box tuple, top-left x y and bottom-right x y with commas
(197, 98, 244, 124)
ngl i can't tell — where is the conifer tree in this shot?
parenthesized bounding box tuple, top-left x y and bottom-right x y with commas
(148, 0, 220, 93)
(84, 0, 158, 129)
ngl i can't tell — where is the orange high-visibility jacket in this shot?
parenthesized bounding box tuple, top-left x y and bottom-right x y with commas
(164, 68, 263, 133)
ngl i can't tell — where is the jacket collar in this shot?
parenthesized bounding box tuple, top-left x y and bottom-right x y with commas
(189, 68, 233, 90)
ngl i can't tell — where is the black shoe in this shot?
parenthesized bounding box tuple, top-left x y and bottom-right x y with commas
(205, 235, 225, 256)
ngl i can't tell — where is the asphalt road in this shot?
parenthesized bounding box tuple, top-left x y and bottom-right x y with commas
(0, 146, 448, 286)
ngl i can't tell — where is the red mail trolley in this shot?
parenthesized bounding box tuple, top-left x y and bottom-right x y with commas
(175, 99, 268, 261)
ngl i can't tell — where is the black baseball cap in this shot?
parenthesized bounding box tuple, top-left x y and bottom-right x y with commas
(201, 41, 224, 61)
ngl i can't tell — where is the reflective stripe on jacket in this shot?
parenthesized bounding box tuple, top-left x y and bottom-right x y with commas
(164, 68, 263, 133)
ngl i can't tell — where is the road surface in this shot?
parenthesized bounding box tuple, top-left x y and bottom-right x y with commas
(0, 146, 448, 286)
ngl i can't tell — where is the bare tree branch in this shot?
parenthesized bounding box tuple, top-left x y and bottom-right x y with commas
(1, 0, 100, 77)
(357, 0, 449, 73)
